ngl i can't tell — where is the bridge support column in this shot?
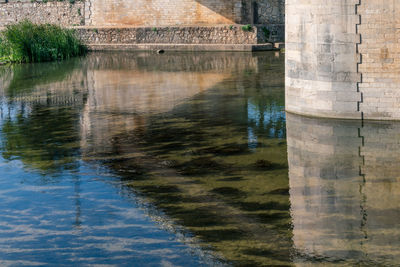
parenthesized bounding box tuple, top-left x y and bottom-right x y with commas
(286, 0, 400, 120)
(285, 0, 362, 119)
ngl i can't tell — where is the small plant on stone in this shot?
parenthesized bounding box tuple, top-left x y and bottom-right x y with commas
(229, 25, 234, 30)
(152, 27, 157, 32)
(262, 26, 270, 40)
(241, 24, 252, 32)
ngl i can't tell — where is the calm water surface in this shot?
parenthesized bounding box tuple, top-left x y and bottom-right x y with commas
(0, 51, 399, 266)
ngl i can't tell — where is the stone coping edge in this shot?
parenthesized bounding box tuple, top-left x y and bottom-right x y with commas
(87, 43, 285, 52)
(69, 24, 284, 29)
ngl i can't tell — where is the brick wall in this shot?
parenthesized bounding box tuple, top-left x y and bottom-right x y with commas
(357, 1, 400, 120)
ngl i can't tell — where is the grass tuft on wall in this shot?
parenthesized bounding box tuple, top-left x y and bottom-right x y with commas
(0, 20, 86, 64)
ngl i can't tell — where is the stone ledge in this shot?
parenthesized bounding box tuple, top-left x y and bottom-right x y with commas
(86, 43, 284, 52)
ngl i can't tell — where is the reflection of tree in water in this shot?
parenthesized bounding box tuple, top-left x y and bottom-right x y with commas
(0, 104, 82, 174)
(0, 53, 88, 175)
(247, 96, 285, 141)
(3, 57, 85, 98)
(242, 54, 286, 141)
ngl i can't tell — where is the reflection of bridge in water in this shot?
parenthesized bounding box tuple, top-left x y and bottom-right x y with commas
(287, 113, 400, 265)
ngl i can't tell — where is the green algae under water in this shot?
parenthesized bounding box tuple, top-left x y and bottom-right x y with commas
(1, 51, 400, 266)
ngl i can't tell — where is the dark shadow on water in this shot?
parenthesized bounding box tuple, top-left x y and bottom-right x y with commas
(197, 143, 251, 156)
(173, 157, 230, 176)
(268, 188, 289, 195)
(210, 187, 246, 198)
(217, 176, 244, 182)
(253, 159, 286, 170)
(196, 229, 246, 242)
(235, 201, 290, 212)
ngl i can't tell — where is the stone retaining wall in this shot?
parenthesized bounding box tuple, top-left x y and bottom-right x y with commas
(75, 25, 277, 45)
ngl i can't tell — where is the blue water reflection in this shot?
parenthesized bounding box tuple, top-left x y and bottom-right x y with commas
(0, 51, 286, 266)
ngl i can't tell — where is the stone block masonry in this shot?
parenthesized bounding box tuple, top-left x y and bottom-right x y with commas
(285, 0, 362, 120)
(256, 0, 284, 25)
(286, 0, 400, 121)
(0, 1, 85, 27)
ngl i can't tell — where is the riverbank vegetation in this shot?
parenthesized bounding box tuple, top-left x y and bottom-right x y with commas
(0, 20, 86, 64)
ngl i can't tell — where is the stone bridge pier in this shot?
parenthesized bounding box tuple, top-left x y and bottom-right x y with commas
(286, 0, 400, 120)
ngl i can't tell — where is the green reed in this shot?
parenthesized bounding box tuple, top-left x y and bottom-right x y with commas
(0, 20, 86, 63)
